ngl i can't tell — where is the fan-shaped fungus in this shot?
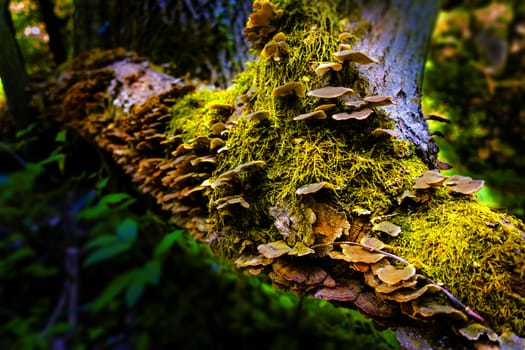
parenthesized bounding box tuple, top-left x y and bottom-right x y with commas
(307, 86, 354, 98)
(293, 110, 327, 121)
(332, 108, 373, 121)
(314, 62, 343, 74)
(333, 50, 379, 64)
(272, 82, 306, 98)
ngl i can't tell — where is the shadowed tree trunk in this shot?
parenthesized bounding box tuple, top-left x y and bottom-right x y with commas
(0, 0, 31, 129)
(34, 1, 524, 349)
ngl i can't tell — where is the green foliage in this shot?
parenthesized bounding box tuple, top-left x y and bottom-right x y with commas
(0, 123, 399, 349)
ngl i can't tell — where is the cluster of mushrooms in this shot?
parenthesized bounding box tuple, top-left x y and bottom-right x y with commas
(35, 0, 519, 347)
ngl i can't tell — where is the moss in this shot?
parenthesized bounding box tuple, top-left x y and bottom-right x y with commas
(393, 189, 524, 334)
(165, 0, 524, 338)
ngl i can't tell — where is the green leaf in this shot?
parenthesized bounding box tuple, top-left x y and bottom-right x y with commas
(54, 130, 67, 142)
(125, 280, 145, 307)
(38, 152, 65, 166)
(76, 203, 109, 220)
(142, 260, 161, 285)
(153, 230, 183, 258)
(84, 241, 131, 266)
(91, 270, 135, 311)
(100, 193, 131, 205)
(96, 177, 109, 191)
(116, 218, 137, 243)
(85, 234, 120, 249)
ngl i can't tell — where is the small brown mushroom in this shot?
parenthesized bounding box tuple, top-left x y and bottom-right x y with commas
(413, 170, 448, 189)
(293, 110, 327, 121)
(333, 50, 379, 64)
(247, 110, 271, 122)
(234, 252, 273, 268)
(215, 195, 250, 210)
(372, 221, 402, 237)
(288, 242, 315, 256)
(307, 86, 354, 98)
(344, 100, 367, 109)
(363, 95, 396, 107)
(371, 128, 401, 137)
(332, 108, 374, 121)
(314, 280, 363, 302)
(257, 240, 292, 258)
(447, 175, 485, 195)
(314, 103, 337, 111)
(314, 62, 343, 74)
(376, 264, 416, 285)
(295, 181, 334, 194)
(272, 82, 306, 98)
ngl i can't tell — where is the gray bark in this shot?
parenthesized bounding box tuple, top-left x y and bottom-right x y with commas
(353, 0, 440, 165)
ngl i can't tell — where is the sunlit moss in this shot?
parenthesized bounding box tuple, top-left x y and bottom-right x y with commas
(393, 189, 524, 334)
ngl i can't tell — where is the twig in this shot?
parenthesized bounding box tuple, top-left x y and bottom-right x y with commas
(311, 240, 484, 322)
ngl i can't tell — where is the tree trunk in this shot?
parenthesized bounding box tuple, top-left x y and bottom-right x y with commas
(35, 1, 524, 348)
(0, 0, 31, 129)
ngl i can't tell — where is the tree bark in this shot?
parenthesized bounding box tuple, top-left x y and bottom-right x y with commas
(353, 0, 440, 165)
(0, 0, 31, 129)
(35, 1, 524, 348)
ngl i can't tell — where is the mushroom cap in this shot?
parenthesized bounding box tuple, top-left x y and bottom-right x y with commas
(330, 244, 385, 264)
(234, 252, 273, 267)
(314, 103, 337, 111)
(333, 50, 379, 64)
(247, 110, 271, 121)
(363, 95, 395, 107)
(307, 86, 354, 98)
(295, 181, 333, 194)
(372, 221, 402, 236)
(314, 62, 343, 74)
(272, 82, 306, 98)
(447, 176, 485, 194)
(293, 110, 327, 121)
(371, 128, 401, 137)
(273, 259, 329, 285)
(332, 108, 373, 120)
(257, 240, 292, 258)
(413, 170, 447, 189)
(376, 264, 416, 285)
(314, 280, 364, 302)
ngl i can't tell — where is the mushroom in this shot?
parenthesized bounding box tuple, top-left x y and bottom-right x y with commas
(332, 108, 373, 120)
(314, 62, 343, 74)
(376, 264, 416, 285)
(273, 259, 331, 285)
(293, 110, 327, 121)
(307, 86, 354, 98)
(413, 170, 447, 189)
(272, 82, 306, 98)
(314, 280, 364, 302)
(363, 95, 396, 107)
(329, 244, 385, 264)
(295, 181, 334, 194)
(314, 103, 337, 111)
(344, 100, 367, 109)
(371, 128, 401, 137)
(446, 175, 485, 195)
(215, 195, 250, 209)
(234, 252, 273, 268)
(332, 50, 379, 64)
(288, 242, 315, 256)
(257, 240, 292, 258)
(372, 221, 401, 237)
(247, 110, 271, 121)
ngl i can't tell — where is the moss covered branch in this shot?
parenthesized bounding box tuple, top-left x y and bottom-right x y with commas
(34, 1, 524, 349)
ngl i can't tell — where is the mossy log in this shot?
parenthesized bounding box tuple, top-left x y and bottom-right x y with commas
(33, 1, 524, 349)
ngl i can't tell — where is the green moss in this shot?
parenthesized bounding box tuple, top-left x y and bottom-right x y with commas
(393, 190, 524, 334)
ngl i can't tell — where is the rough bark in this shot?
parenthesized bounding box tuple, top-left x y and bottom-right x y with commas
(353, 0, 440, 165)
(33, 1, 524, 349)
(0, 0, 31, 129)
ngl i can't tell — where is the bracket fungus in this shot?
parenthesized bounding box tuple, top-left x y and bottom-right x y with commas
(272, 82, 306, 98)
(412, 170, 448, 189)
(376, 264, 417, 285)
(371, 128, 401, 138)
(257, 240, 292, 258)
(295, 181, 334, 195)
(363, 95, 396, 107)
(372, 221, 402, 237)
(307, 86, 354, 98)
(293, 110, 327, 121)
(332, 108, 374, 121)
(242, 0, 284, 50)
(314, 62, 343, 75)
(332, 50, 379, 64)
(447, 175, 485, 195)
